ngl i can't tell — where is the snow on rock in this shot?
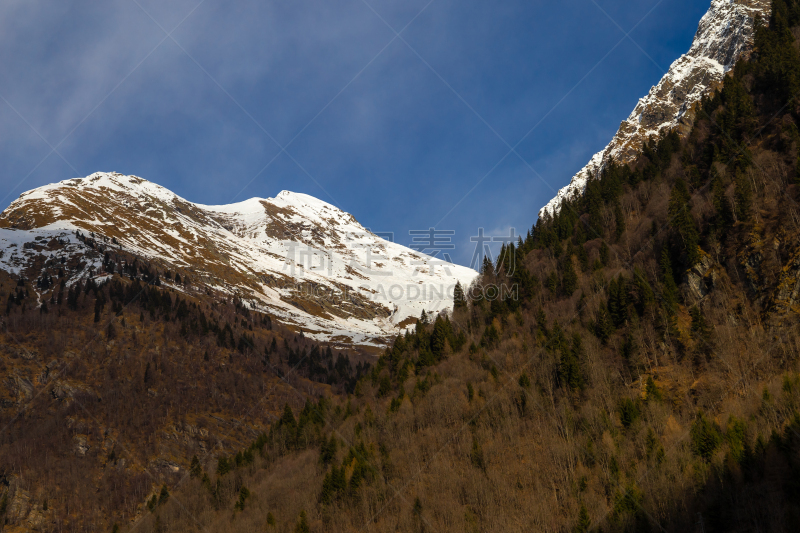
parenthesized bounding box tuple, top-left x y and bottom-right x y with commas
(539, 0, 771, 219)
(0, 172, 479, 347)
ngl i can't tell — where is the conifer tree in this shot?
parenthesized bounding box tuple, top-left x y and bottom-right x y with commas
(712, 169, 734, 229)
(294, 510, 310, 533)
(546, 271, 559, 293)
(600, 242, 610, 266)
(594, 303, 614, 344)
(559, 333, 586, 390)
(453, 281, 467, 310)
(734, 169, 753, 221)
(668, 177, 701, 266)
(607, 276, 629, 328)
(796, 153, 800, 185)
(620, 332, 637, 370)
(574, 504, 591, 533)
(158, 484, 169, 505)
(633, 266, 655, 315)
(577, 245, 589, 272)
(189, 455, 202, 478)
(690, 306, 714, 356)
(584, 173, 603, 236)
(614, 203, 626, 240)
(659, 248, 679, 312)
(430, 316, 451, 361)
(234, 486, 250, 511)
(561, 256, 579, 296)
(470, 437, 486, 470)
(481, 255, 494, 276)
(332, 465, 346, 495)
(320, 434, 337, 465)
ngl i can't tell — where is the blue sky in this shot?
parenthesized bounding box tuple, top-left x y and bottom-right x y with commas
(0, 0, 709, 266)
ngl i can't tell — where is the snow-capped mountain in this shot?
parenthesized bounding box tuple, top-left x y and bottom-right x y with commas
(0, 172, 478, 346)
(539, 0, 770, 218)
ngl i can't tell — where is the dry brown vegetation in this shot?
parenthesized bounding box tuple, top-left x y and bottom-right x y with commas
(6, 5, 800, 532)
(98, 10, 800, 532)
(0, 256, 370, 531)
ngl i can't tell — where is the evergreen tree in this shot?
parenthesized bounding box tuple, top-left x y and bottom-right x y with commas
(577, 245, 589, 272)
(453, 281, 467, 310)
(633, 267, 655, 315)
(320, 434, 337, 465)
(659, 248, 679, 312)
(470, 437, 486, 470)
(189, 455, 202, 478)
(480, 324, 500, 349)
(614, 203, 626, 240)
(274, 404, 298, 449)
(481, 254, 494, 275)
(584, 173, 604, 237)
(796, 153, 800, 185)
(294, 510, 310, 533)
(734, 169, 753, 221)
(690, 306, 714, 356)
(711, 169, 734, 230)
(545, 271, 559, 293)
(430, 316, 452, 361)
(594, 303, 614, 344)
(574, 504, 591, 533)
(234, 486, 250, 511)
(690, 413, 722, 460)
(561, 256, 579, 296)
(559, 333, 586, 390)
(600, 242, 610, 266)
(668, 177, 701, 266)
(620, 332, 637, 370)
(607, 276, 629, 328)
(158, 484, 169, 505)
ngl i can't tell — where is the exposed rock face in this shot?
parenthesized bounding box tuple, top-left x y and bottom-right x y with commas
(0, 172, 478, 347)
(685, 249, 720, 300)
(768, 249, 800, 322)
(539, 0, 771, 218)
(0, 476, 55, 532)
(73, 434, 89, 456)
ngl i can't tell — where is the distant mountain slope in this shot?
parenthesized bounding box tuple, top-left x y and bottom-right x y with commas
(539, 0, 770, 218)
(0, 172, 477, 346)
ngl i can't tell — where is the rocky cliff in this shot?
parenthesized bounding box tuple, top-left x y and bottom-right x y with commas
(539, 0, 771, 218)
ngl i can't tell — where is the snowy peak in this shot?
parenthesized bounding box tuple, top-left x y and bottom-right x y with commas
(0, 172, 478, 347)
(539, 0, 770, 218)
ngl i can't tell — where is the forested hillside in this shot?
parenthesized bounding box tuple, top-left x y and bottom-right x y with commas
(0, 246, 371, 531)
(101, 3, 800, 532)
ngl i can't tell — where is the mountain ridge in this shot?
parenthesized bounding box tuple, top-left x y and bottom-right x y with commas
(539, 0, 771, 218)
(0, 172, 478, 347)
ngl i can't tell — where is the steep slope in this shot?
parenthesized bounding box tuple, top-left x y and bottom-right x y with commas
(0, 173, 478, 346)
(113, 6, 800, 532)
(539, 0, 770, 218)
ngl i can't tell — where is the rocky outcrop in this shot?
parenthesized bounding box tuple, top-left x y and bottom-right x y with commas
(739, 226, 770, 301)
(684, 248, 720, 300)
(540, 0, 771, 218)
(1, 476, 55, 532)
(768, 249, 800, 323)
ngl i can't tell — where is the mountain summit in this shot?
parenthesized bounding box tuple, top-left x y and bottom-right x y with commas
(0, 172, 477, 346)
(539, 0, 770, 218)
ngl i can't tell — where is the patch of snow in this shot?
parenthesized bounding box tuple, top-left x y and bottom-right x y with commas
(539, 0, 770, 219)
